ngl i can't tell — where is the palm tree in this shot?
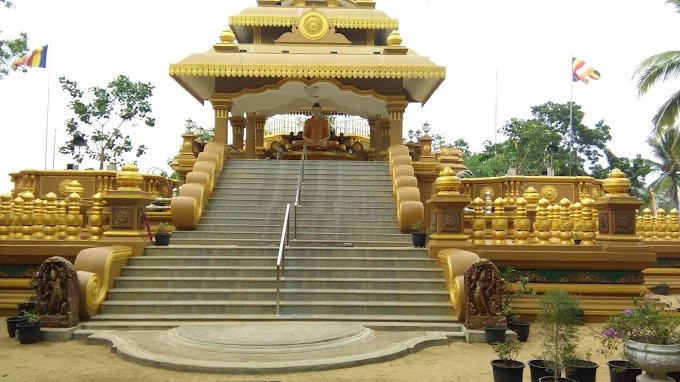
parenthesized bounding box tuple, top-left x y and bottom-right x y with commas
(647, 125, 680, 210)
(634, 0, 680, 135)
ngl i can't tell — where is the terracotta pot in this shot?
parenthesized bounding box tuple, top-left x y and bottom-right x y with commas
(624, 340, 680, 382)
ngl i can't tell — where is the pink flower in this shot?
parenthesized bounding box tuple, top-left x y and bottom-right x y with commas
(623, 309, 633, 316)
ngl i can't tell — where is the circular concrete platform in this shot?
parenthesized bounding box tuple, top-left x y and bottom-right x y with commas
(88, 322, 457, 374)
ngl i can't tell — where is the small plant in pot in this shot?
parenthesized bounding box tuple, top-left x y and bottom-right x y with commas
(532, 289, 582, 382)
(16, 310, 41, 344)
(502, 267, 536, 342)
(5, 315, 26, 338)
(564, 350, 599, 382)
(491, 337, 526, 382)
(410, 221, 429, 248)
(154, 222, 171, 246)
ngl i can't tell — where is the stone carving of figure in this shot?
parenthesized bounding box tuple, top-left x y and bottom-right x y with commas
(35, 256, 79, 328)
(464, 258, 505, 330)
(292, 103, 340, 151)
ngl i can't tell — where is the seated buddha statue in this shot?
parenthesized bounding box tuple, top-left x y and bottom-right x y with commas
(292, 103, 340, 151)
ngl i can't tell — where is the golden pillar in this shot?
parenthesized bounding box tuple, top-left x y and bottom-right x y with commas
(378, 118, 390, 159)
(641, 208, 653, 241)
(670, 209, 680, 240)
(42, 192, 58, 240)
(12, 196, 23, 239)
(255, 115, 267, 158)
(0, 193, 12, 240)
(19, 191, 34, 240)
(245, 112, 257, 159)
(514, 197, 530, 245)
(559, 198, 573, 245)
(470, 197, 486, 245)
(426, 167, 473, 257)
(32, 198, 44, 240)
(211, 99, 232, 145)
(580, 198, 596, 246)
(102, 163, 154, 244)
(57, 200, 67, 240)
(89, 192, 104, 241)
(593, 168, 643, 246)
(387, 100, 408, 147)
(171, 132, 199, 183)
(230, 115, 246, 151)
(534, 198, 552, 245)
(492, 198, 508, 244)
(65, 193, 82, 240)
(367, 116, 380, 160)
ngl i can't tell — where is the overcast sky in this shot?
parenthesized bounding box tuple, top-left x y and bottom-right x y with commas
(1, 0, 678, 191)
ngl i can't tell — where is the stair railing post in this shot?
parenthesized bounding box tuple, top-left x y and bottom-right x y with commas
(276, 265, 280, 317)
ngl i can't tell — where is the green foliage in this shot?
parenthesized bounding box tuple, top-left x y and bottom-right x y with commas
(0, 0, 28, 78)
(537, 290, 582, 379)
(491, 337, 522, 365)
(501, 267, 536, 318)
(411, 220, 424, 233)
(590, 149, 653, 201)
(20, 309, 39, 324)
(58, 75, 155, 169)
(157, 222, 170, 233)
(647, 125, 680, 210)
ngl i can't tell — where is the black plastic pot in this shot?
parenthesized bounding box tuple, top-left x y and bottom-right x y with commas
(508, 321, 530, 342)
(656, 284, 670, 295)
(668, 370, 680, 382)
(538, 378, 577, 382)
(6, 316, 26, 338)
(491, 359, 525, 382)
(573, 239, 582, 245)
(484, 326, 506, 344)
(16, 321, 41, 344)
(529, 360, 555, 382)
(565, 360, 598, 382)
(606, 361, 642, 382)
(17, 302, 36, 315)
(412, 233, 427, 248)
(154, 232, 171, 246)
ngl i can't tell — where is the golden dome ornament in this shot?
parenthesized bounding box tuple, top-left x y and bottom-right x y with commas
(602, 168, 631, 196)
(116, 163, 144, 191)
(435, 167, 461, 195)
(386, 30, 403, 46)
(219, 28, 236, 44)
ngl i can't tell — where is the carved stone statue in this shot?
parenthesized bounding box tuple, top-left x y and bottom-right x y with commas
(291, 103, 341, 151)
(464, 258, 505, 330)
(36, 256, 79, 328)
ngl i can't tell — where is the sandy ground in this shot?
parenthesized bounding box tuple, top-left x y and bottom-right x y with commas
(0, 323, 621, 382)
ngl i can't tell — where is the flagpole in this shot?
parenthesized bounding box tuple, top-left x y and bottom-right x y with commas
(569, 54, 574, 176)
(494, 67, 498, 155)
(43, 42, 52, 169)
(52, 126, 57, 169)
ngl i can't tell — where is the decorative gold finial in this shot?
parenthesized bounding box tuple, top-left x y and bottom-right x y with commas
(492, 198, 508, 244)
(219, 28, 236, 44)
(386, 30, 402, 46)
(435, 167, 461, 195)
(602, 168, 631, 196)
(64, 180, 84, 197)
(116, 163, 144, 191)
(522, 186, 540, 207)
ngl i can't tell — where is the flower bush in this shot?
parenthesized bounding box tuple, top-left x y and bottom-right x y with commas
(599, 294, 680, 356)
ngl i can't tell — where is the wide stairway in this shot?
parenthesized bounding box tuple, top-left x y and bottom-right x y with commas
(82, 160, 457, 332)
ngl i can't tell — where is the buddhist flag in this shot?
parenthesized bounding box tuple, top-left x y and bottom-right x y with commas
(572, 57, 600, 84)
(11, 45, 48, 70)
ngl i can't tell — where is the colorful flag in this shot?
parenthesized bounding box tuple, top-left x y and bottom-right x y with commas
(11, 45, 48, 70)
(572, 57, 600, 84)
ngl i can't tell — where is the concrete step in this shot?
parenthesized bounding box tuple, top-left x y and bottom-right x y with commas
(171, 231, 410, 243)
(114, 277, 445, 290)
(88, 313, 455, 323)
(278, 301, 453, 316)
(197, 217, 399, 229)
(206, 200, 398, 208)
(106, 288, 448, 302)
(195, 224, 400, 234)
(100, 300, 276, 315)
(121, 266, 442, 279)
(129, 256, 435, 268)
(143, 246, 426, 258)
(168, 238, 412, 247)
(213, 179, 394, 186)
(201, 206, 397, 216)
(213, 186, 394, 195)
(78, 320, 462, 331)
(208, 194, 396, 202)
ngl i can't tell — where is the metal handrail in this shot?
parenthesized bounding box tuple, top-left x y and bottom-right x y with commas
(294, 146, 307, 239)
(276, 203, 291, 317)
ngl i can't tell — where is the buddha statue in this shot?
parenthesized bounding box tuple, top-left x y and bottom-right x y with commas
(292, 103, 341, 151)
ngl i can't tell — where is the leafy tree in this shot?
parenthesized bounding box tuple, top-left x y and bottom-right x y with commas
(58, 75, 155, 169)
(647, 125, 680, 210)
(590, 149, 653, 201)
(633, 0, 680, 134)
(0, 0, 28, 78)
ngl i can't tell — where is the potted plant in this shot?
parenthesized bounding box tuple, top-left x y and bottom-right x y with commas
(485, 324, 508, 344)
(154, 222, 171, 246)
(491, 337, 526, 382)
(532, 290, 582, 382)
(16, 310, 41, 344)
(411, 221, 428, 248)
(5, 316, 26, 338)
(564, 350, 599, 382)
(656, 281, 670, 296)
(502, 267, 536, 342)
(17, 294, 36, 315)
(599, 293, 680, 382)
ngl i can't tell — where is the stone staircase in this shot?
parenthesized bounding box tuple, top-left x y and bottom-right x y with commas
(80, 160, 458, 335)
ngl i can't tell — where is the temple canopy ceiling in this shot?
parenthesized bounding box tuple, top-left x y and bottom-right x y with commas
(169, 0, 446, 119)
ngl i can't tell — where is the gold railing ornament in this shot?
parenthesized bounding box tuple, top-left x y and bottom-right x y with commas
(19, 191, 35, 240)
(435, 167, 461, 195)
(514, 197, 530, 245)
(65, 193, 83, 241)
(89, 193, 104, 241)
(12, 196, 24, 239)
(650, 214, 659, 241)
(670, 209, 680, 241)
(57, 200, 67, 240)
(642, 208, 653, 241)
(470, 197, 486, 245)
(32, 198, 45, 240)
(492, 197, 508, 244)
(559, 198, 574, 245)
(0, 193, 12, 239)
(42, 193, 59, 240)
(657, 208, 670, 240)
(116, 163, 144, 191)
(549, 204, 561, 244)
(571, 202, 583, 241)
(534, 198, 552, 245)
(523, 186, 540, 209)
(602, 168, 631, 196)
(580, 198, 596, 246)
